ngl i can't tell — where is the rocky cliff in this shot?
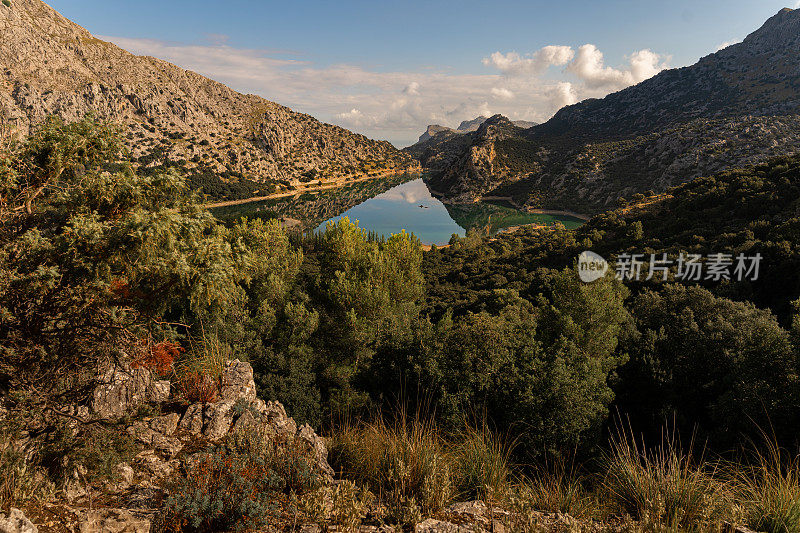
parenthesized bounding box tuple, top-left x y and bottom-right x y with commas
(0, 0, 418, 194)
(416, 8, 800, 213)
(406, 115, 537, 171)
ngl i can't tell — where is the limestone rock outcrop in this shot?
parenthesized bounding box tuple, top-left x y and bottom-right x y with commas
(91, 362, 170, 420)
(0, 509, 37, 533)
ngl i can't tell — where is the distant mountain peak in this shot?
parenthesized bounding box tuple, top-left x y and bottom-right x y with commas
(740, 6, 800, 48)
(456, 116, 489, 132)
(417, 8, 800, 214)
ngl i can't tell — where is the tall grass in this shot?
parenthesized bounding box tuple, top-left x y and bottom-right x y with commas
(328, 409, 514, 525)
(174, 327, 228, 403)
(511, 461, 594, 520)
(450, 421, 513, 501)
(601, 428, 731, 531)
(734, 437, 800, 533)
(0, 429, 54, 509)
(328, 409, 452, 524)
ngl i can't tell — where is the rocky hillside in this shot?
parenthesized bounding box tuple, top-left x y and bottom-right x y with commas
(0, 0, 418, 195)
(405, 115, 537, 171)
(420, 8, 800, 213)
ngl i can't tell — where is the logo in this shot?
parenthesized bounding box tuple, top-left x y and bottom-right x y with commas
(578, 251, 608, 283)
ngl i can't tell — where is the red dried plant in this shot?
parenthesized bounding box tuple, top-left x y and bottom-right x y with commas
(132, 340, 183, 377)
(109, 277, 131, 300)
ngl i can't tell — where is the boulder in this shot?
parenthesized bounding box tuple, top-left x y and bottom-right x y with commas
(219, 359, 257, 402)
(231, 409, 257, 433)
(148, 413, 179, 435)
(134, 450, 177, 479)
(201, 400, 236, 440)
(91, 361, 170, 419)
(126, 422, 183, 458)
(178, 403, 204, 435)
(261, 400, 297, 438)
(0, 508, 37, 533)
(78, 509, 150, 533)
(298, 424, 335, 480)
(414, 519, 473, 533)
(115, 463, 134, 489)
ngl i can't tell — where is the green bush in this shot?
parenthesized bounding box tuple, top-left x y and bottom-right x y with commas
(163, 437, 322, 532)
(0, 424, 54, 508)
(39, 422, 136, 483)
(618, 284, 800, 449)
(370, 271, 630, 461)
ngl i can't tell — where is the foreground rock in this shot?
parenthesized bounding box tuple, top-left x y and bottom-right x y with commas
(0, 509, 37, 533)
(105, 359, 336, 485)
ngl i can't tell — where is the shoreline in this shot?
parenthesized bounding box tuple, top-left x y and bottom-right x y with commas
(204, 169, 421, 209)
(425, 190, 591, 221)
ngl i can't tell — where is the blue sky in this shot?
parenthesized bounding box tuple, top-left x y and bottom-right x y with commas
(48, 0, 796, 146)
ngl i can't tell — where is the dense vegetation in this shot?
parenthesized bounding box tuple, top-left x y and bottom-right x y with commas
(3, 117, 800, 530)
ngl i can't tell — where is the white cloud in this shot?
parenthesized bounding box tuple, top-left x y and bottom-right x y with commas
(103, 35, 669, 147)
(482, 45, 574, 75)
(403, 81, 421, 95)
(715, 40, 740, 51)
(566, 45, 669, 91)
(491, 87, 515, 100)
(381, 179, 431, 203)
(548, 82, 579, 110)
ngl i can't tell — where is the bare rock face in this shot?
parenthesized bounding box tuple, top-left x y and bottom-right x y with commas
(0, 0, 418, 190)
(418, 125, 455, 144)
(91, 362, 169, 420)
(298, 424, 336, 479)
(77, 509, 151, 533)
(106, 359, 338, 483)
(219, 359, 257, 402)
(0, 508, 37, 533)
(414, 519, 472, 533)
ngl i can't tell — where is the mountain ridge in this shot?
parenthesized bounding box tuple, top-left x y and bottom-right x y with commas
(0, 0, 419, 196)
(418, 8, 800, 213)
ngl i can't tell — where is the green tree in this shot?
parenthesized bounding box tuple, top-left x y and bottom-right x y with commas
(616, 284, 800, 448)
(314, 218, 424, 418)
(370, 269, 630, 460)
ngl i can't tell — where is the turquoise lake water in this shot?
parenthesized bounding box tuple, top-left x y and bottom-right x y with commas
(316, 179, 584, 245)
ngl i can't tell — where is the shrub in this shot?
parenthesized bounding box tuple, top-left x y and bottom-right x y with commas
(39, 422, 136, 483)
(510, 463, 594, 520)
(162, 434, 322, 532)
(450, 422, 513, 501)
(298, 480, 374, 530)
(131, 339, 183, 378)
(0, 426, 54, 509)
(174, 331, 227, 403)
(2, 1, 11, 8)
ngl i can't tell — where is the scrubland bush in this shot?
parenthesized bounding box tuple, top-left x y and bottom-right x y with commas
(0, 427, 55, 509)
(163, 431, 322, 532)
